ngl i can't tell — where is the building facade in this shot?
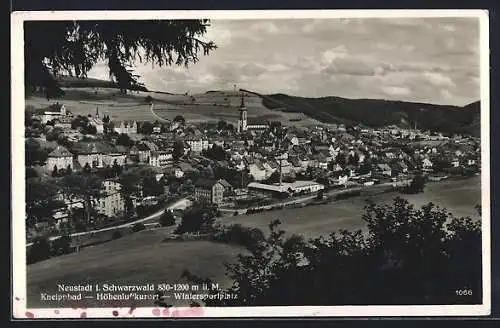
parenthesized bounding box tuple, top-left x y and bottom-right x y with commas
(94, 179, 125, 218)
(102, 153, 127, 167)
(194, 178, 225, 205)
(149, 151, 173, 167)
(45, 146, 74, 171)
(186, 138, 209, 153)
(114, 121, 138, 134)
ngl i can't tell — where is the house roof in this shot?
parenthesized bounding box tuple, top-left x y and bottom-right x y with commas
(218, 179, 233, 188)
(45, 103, 64, 113)
(194, 178, 221, 188)
(119, 121, 137, 127)
(377, 163, 392, 171)
(48, 146, 73, 158)
(247, 119, 269, 127)
(72, 141, 115, 155)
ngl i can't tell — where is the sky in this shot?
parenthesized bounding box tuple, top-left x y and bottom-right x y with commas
(88, 17, 481, 106)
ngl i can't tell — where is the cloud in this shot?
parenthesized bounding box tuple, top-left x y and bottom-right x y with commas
(422, 71, 456, 88)
(320, 46, 348, 65)
(381, 86, 412, 97)
(85, 17, 480, 106)
(250, 21, 280, 34)
(321, 57, 377, 77)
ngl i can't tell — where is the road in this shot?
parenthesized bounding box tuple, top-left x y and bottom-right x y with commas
(149, 103, 171, 122)
(26, 198, 192, 247)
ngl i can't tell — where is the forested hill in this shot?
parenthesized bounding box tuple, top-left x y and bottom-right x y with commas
(244, 89, 480, 136)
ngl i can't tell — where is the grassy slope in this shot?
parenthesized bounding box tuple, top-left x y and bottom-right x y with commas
(27, 228, 245, 308)
(26, 177, 480, 308)
(26, 78, 319, 126)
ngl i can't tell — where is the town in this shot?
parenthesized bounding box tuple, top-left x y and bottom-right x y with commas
(25, 91, 481, 254)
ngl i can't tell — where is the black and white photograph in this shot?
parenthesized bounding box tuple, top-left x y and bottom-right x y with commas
(11, 10, 490, 318)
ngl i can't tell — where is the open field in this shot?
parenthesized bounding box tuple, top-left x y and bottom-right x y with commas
(219, 176, 481, 240)
(26, 88, 321, 126)
(26, 228, 244, 308)
(26, 176, 481, 308)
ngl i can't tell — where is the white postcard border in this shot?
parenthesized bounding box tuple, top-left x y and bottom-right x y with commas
(11, 9, 491, 319)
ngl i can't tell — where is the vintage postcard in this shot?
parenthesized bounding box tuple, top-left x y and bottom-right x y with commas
(11, 9, 490, 318)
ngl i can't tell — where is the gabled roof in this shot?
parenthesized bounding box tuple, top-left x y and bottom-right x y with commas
(72, 141, 115, 155)
(377, 163, 392, 171)
(194, 178, 221, 188)
(48, 146, 73, 158)
(218, 179, 233, 188)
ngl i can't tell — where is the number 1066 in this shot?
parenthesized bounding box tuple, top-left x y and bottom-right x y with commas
(456, 289, 472, 296)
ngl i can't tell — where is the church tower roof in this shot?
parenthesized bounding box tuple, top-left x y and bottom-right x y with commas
(239, 93, 246, 110)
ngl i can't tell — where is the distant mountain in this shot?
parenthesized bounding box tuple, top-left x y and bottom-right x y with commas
(242, 89, 480, 136)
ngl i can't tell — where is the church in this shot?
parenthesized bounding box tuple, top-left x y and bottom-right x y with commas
(236, 94, 269, 133)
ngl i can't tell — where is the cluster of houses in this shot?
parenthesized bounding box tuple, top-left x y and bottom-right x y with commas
(27, 100, 481, 232)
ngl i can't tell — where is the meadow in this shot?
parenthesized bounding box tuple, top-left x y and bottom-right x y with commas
(25, 88, 320, 127)
(26, 176, 481, 308)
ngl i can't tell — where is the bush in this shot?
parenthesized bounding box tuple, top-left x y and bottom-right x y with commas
(160, 211, 176, 227)
(51, 234, 72, 256)
(402, 174, 426, 194)
(131, 223, 146, 233)
(27, 236, 52, 264)
(213, 224, 266, 250)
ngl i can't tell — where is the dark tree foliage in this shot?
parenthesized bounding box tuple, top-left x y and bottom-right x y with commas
(60, 173, 103, 224)
(173, 140, 185, 161)
(139, 122, 154, 135)
(27, 236, 52, 264)
(262, 95, 480, 136)
(25, 20, 217, 98)
(175, 203, 217, 234)
(25, 138, 50, 166)
(160, 210, 176, 227)
(202, 145, 227, 161)
(183, 198, 482, 306)
(142, 176, 164, 197)
(116, 133, 133, 147)
(51, 234, 72, 256)
(26, 178, 65, 226)
(173, 115, 186, 124)
(402, 174, 426, 194)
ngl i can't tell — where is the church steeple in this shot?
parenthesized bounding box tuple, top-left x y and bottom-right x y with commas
(237, 92, 247, 133)
(96, 107, 100, 119)
(239, 93, 246, 109)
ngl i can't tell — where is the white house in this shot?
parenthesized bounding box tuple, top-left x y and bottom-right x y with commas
(249, 163, 267, 181)
(186, 137, 209, 153)
(377, 163, 392, 176)
(422, 158, 434, 171)
(45, 146, 73, 171)
(174, 167, 185, 178)
(149, 151, 173, 167)
(102, 153, 127, 167)
(41, 103, 71, 124)
(115, 121, 138, 134)
(94, 179, 125, 218)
